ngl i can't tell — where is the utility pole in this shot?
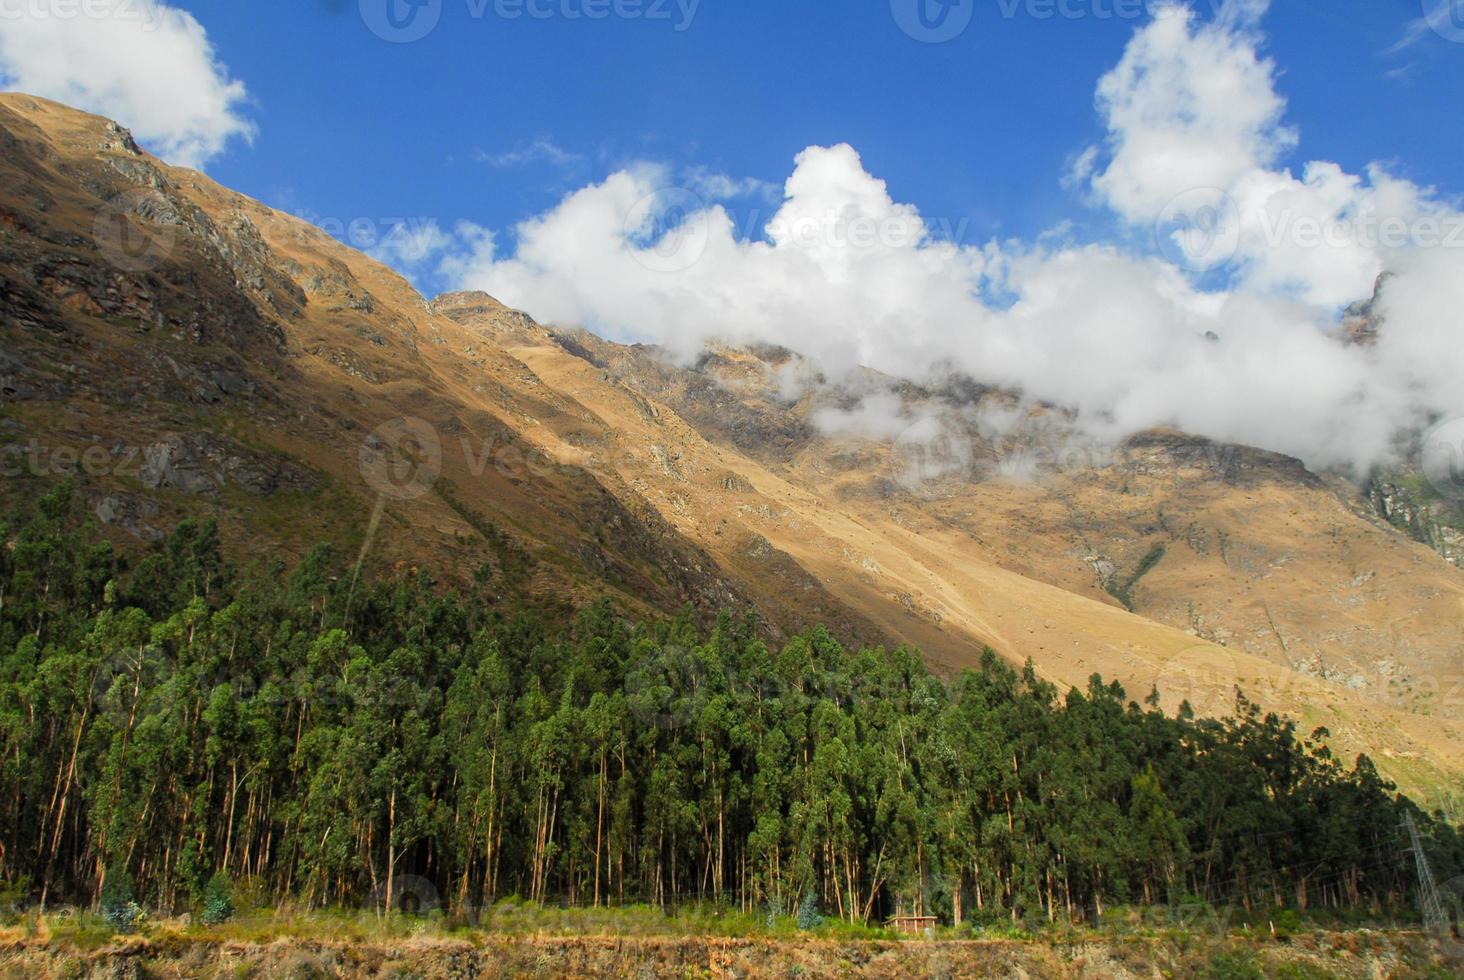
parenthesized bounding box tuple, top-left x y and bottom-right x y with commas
(1402, 813, 1449, 935)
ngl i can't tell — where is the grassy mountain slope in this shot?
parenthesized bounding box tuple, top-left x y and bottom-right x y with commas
(2, 92, 1462, 797)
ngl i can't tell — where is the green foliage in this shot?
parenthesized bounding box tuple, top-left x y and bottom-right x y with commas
(1272, 962, 1338, 980)
(99, 866, 141, 933)
(795, 894, 824, 931)
(0, 486, 1458, 931)
(1105, 542, 1167, 610)
(1269, 908, 1301, 942)
(201, 871, 234, 925)
(0, 875, 28, 917)
(1202, 948, 1264, 980)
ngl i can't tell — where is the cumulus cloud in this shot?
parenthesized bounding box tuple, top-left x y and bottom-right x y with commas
(1090, 1, 1293, 226)
(0, 0, 252, 168)
(434, 0, 1464, 474)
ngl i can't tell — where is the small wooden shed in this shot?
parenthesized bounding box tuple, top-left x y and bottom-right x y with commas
(887, 914, 938, 937)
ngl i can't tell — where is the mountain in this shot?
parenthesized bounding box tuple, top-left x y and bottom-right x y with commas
(3, 92, 1463, 799)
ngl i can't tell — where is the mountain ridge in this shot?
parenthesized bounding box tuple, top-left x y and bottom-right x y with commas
(3, 92, 1463, 800)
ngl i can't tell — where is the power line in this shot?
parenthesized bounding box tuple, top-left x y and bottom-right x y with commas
(1402, 813, 1448, 935)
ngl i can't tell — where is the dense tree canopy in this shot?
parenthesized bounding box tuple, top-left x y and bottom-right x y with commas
(1, 484, 1458, 925)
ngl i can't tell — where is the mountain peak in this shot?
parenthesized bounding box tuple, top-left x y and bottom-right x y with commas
(430, 290, 509, 316)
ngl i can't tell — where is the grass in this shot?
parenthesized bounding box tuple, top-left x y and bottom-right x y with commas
(5, 899, 1422, 948)
(182, 900, 901, 944)
(432, 478, 534, 588)
(5, 904, 1457, 980)
(1105, 542, 1168, 611)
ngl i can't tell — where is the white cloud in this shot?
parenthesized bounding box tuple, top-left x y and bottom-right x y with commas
(682, 166, 779, 202)
(1089, 2, 1293, 226)
(436, 2, 1464, 474)
(812, 392, 915, 441)
(366, 218, 457, 272)
(0, 0, 252, 168)
(475, 139, 583, 169)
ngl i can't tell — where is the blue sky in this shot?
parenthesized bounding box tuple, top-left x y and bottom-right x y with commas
(167, 0, 1459, 281)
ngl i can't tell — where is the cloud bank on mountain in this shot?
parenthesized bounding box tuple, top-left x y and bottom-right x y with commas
(411, 1, 1464, 474)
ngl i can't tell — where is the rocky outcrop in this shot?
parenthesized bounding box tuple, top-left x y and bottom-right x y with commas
(214, 211, 308, 318)
(1121, 430, 1320, 487)
(100, 120, 142, 156)
(1342, 272, 1393, 347)
(1369, 475, 1464, 566)
(430, 290, 510, 320)
(0, 348, 68, 402)
(137, 433, 315, 498)
(94, 492, 163, 541)
(304, 260, 376, 314)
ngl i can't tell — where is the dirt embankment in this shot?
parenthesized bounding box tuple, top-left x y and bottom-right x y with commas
(2, 931, 1460, 979)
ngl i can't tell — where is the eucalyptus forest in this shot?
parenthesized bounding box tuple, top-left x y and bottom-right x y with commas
(2, 484, 1459, 928)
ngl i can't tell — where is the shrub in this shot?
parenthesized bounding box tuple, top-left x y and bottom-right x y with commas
(0, 875, 29, 921)
(795, 894, 824, 931)
(1270, 908, 1301, 942)
(99, 865, 143, 934)
(201, 871, 235, 925)
(1203, 948, 1263, 980)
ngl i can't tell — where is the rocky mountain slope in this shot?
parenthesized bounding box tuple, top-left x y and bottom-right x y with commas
(3, 93, 1463, 798)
